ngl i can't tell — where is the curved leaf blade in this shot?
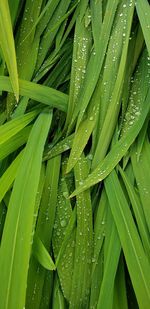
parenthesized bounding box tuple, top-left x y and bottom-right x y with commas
(70, 88, 150, 197)
(32, 235, 56, 271)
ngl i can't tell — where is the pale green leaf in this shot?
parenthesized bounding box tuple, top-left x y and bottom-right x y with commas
(32, 235, 56, 271)
(0, 0, 19, 99)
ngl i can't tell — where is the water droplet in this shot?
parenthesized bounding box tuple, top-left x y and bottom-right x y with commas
(79, 180, 83, 185)
(89, 116, 94, 121)
(60, 219, 67, 227)
(63, 191, 68, 198)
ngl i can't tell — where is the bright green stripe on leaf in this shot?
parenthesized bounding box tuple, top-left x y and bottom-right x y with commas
(0, 110, 38, 146)
(0, 76, 68, 112)
(0, 0, 19, 100)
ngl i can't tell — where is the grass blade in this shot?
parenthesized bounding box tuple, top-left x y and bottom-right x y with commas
(113, 256, 128, 309)
(26, 155, 61, 309)
(52, 170, 75, 301)
(0, 76, 68, 112)
(131, 136, 150, 232)
(136, 0, 150, 56)
(92, 0, 135, 167)
(0, 0, 19, 100)
(119, 165, 150, 257)
(65, 5, 92, 131)
(73, 0, 120, 127)
(0, 126, 31, 161)
(70, 155, 93, 308)
(0, 110, 38, 146)
(70, 87, 150, 197)
(43, 134, 74, 161)
(32, 235, 56, 271)
(0, 151, 23, 204)
(0, 110, 51, 309)
(97, 212, 121, 309)
(105, 169, 150, 308)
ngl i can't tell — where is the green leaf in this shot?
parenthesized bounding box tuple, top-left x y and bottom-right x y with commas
(66, 115, 96, 173)
(131, 136, 150, 232)
(97, 209, 121, 309)
(65, 6, 92, 131)
(0, 110, 51, 309)
(32, 235, 56, 271)
(0, 125, 31, 161)
(26, 154, 61, 309)
(121, 48, 149, 137)
(92, 0, 135, 167)
(90, 0, 102, 51)
(70, 155, 93, 308)
(113, 256, 128, 309)
(0, 112, 6, 125)
(105, 170, 150, 309)
(136, 0, 150, 56)
(66, 82, 99, 173)
(25, 164, 48, 309)
(70, 87, 150, 197)
(8, 0, 20, 27)
(52, 171, 75, 301)
(36, 0, 72, 71)
(0, 110, 37, 146)
(119, 165, 150, 257)
(0, 151, 23, 204)
(56, 207, 77, 267)
(92, 189, 107, 274)
(90, 247, 104, 309)
(72, 0, 120, 127)
(0, 0, 19, 99)
(0, 76, 68, 112)
(52, 275, 66, 309)
(43, 134, 74, 161)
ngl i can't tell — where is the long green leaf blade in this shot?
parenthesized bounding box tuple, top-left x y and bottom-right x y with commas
(0, 110, 38, 146)
(0, 76, 68, 112)
(105, 170, 150, 309)
(70, 87, 150, 197)
(0, 110, 51, 309)
(136, 0, 150, 56)
(0, 0, 19, 99)
(70, 155, 93, 308)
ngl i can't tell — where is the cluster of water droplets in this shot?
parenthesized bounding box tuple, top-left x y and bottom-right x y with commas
(99, 0, 130, 126)
(73, 35, 90, 105)
(52, 174, 76, 298)
(46, 136, 72, 159)
(122, 51, 150, 135)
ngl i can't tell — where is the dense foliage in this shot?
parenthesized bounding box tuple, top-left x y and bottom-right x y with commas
(0, 0, 150, 308)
